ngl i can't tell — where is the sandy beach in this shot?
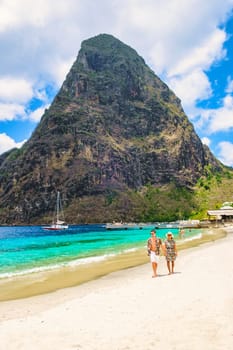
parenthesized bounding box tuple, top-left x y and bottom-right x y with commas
(0, 227, 232, 350)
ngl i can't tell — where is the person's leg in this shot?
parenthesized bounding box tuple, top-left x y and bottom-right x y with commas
(166, 260, 171, 274)
(152, 262, 158, 277)
(171, 261, 175, 273)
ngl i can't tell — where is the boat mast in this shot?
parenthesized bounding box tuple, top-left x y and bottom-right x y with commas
(56, 191, 60, 223)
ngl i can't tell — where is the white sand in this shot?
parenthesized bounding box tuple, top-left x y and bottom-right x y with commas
(1, 228, 233, 350)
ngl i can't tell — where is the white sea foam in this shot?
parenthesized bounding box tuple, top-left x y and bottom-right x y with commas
(68, 253, 116, 267)
(122, 247, 138, 253)
(183, 233, 202, 242)
(0, 248, 137, 280)
(0, 264, 62, 280)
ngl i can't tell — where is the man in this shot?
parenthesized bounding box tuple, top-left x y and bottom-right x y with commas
(147, 230, 162, 278)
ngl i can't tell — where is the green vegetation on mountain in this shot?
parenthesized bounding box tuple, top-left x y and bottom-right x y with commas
(0, 34, 233, 224)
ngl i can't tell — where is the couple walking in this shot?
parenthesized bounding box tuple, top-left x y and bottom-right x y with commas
(147, 229, 177, 277)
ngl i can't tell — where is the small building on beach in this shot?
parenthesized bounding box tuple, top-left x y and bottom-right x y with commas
(207, 204, 233, 223)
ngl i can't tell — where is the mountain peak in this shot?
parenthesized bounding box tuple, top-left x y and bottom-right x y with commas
(81, 33, 138, 54)
(71, 33, 145, 75)
(0, 34, 224, 224)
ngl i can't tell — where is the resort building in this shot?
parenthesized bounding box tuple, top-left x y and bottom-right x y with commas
(207, 203, 233, 223)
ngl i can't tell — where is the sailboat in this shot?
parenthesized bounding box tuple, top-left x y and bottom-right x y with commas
(43, 191, 69, 230)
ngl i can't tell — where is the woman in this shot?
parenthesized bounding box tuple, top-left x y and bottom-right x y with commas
(163, 232, 177, 274)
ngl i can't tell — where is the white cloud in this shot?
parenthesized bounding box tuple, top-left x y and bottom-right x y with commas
(118, 0, 232, 71)
(1, 0, 232, 98)
(201, 137, 211, 147)
(198, 95, 233, 133)
(0, 1, 82, 86)
(48, 57, 75, 87)
(113, 0, 232, 117)
(0, 77, 33, 103)
(0, 103, 25, 121)
(168, 28, 226, 77)
(27, 105, 49, 122)
(0, 81, 50, 122)
(169, 69, 212, 110)
(0, 133, 26, 154)
(0, 0, 75, 32)
(226, 76, 233, 93)
(217, 141, 233, 166)
(1, 0, 231, 83)
(0, 0, 233, 159)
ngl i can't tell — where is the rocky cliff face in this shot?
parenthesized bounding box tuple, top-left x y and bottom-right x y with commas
(0, 34, 223, 224)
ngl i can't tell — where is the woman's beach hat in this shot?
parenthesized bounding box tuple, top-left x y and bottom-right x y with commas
(166, 232, 173, 238)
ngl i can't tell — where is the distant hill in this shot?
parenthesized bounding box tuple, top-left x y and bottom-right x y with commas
(0, 33, 232, 224)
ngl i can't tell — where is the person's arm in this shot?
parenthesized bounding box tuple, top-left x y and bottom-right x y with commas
(159, 239, 162, 255)
(162, 242, 166, 256)
(147, 239, 151, 255)
(174, 242, 178, 256)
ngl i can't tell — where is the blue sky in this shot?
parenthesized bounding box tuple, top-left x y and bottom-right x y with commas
(0, 0, 233, 166)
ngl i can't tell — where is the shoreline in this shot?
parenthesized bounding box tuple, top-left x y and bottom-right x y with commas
(0, 226, 232, 349)
(0, 227, 226, 302)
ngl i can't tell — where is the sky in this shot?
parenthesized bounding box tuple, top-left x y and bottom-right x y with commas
(0, 0, 233, 167)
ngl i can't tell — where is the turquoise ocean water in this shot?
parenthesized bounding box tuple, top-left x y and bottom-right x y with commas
(0, 224, 202, 279)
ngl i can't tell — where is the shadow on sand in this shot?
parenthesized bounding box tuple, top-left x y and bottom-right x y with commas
(156, 271, 182, 278)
